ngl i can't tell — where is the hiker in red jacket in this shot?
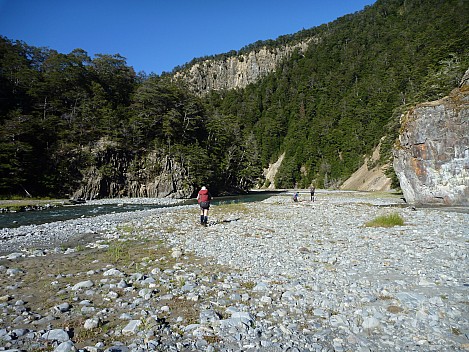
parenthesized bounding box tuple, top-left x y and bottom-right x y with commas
(197, 186, 212, 226)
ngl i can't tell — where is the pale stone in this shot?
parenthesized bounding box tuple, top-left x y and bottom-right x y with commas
(84, 317, 101, 330)
(362, 317, 381, 330)
(71, 280, 94, 290)
(42, 329, 70, 342)
(122, 320, 141, 335)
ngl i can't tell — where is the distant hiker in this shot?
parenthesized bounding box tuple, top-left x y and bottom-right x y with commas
(293, 192, 299, 202)
(197, 186, 212, 226)
(310, 186, 315, 202)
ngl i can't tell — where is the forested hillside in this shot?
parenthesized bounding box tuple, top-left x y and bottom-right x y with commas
(1, 0, 468, 198)
(0, 47, 260, 197)
(203, 0, 468, 188)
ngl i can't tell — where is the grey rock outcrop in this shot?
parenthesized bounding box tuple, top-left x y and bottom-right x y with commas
(174, 39, 313, 95)
(127, 152, 193, 199)
(73, 138, 193, 199)
(393, 68, 469, 205)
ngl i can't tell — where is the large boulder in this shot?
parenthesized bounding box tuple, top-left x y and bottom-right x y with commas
(393, 69, 469, 205)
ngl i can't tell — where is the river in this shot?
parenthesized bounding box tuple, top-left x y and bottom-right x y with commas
(0, 192, 280, 229)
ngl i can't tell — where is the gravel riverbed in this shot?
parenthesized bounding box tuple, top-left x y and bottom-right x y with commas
(0, 191, 468, 351)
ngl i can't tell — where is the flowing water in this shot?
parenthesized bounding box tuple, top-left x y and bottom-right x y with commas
(0, 192, 279, 229)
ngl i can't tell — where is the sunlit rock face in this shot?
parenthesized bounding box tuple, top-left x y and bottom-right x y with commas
(173, 40, 313, 95)
(393, 68, 469, 205)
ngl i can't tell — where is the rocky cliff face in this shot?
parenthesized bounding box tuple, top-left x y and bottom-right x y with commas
(173, 40, 313, 95)
(393, 69, 469, 205)
(73, 138, 193, 200)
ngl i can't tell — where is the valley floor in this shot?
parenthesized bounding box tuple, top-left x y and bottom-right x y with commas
(0, 192, 468, 351)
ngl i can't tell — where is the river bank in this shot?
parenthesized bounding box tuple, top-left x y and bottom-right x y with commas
(0, 197, 185, 214)
(0, 192, 468, 351)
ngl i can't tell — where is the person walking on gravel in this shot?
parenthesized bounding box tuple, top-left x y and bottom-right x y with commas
(310, 186, 315, 202)
(197, 186, 212, 226)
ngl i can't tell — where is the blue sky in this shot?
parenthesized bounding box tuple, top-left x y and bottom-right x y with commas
(0, 0, 376, 75)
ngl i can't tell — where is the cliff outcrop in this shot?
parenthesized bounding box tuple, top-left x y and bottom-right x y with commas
(173, 40, 313, 95)
(73, 138, 193, 200)
(393, 69, 469, 205)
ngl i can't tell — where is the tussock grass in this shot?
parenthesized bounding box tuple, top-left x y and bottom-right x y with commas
(365, 213, 404, 228)
(106, 241, 131, 264)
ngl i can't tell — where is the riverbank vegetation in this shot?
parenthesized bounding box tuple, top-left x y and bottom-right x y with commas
(1, 0, 467, 198)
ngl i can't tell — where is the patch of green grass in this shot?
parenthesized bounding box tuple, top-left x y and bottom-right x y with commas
(107, 241, 131, 264)
(0, 196, 54, 201)
(214, 202, 250, 214)
(1, 205, 23, 212)
(117, 224, 135, 234)
(0, 198, 65, 212)
(75, 244, 86, 252)
(365, 213, 404, 228)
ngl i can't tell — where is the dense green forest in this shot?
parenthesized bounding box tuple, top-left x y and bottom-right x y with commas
(1, 0, 468, 198)
(203, 0, 468, 188)
(0, 45, 260, 197)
